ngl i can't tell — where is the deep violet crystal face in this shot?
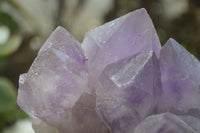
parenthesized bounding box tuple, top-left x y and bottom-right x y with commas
(17, 8, 200, 133)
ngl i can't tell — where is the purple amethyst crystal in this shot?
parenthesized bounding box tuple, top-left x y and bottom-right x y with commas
(17, 27, 108, 132)
(159, 38, 200, 113)
(82, 8, 161, 82)
(134, 113, 196, 133)
(95, 51, 162, 133)
(17, 8, 200, 133)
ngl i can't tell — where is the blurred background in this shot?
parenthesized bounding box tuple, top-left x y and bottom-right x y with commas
(0, 0, 200, 132)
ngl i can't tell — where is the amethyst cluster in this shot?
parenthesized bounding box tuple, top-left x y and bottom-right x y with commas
(17, 8, 200, 133)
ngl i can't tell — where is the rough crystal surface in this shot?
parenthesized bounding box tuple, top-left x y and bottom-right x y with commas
(82, 8, 161, 81)
(159, 38, 200, 113)
(180, 115, 200, 133)
(17, 27, 109, 132)
(32, 117, 60, 133)
(17, 8, 200, 133)
(71, 92, 110, 133)
(134, 113, 196, 133)
(95, 51, 162, 133)
(39, 26, 86, 66)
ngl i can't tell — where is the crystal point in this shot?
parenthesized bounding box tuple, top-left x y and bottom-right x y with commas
(95, 51, 162, 133)
(82, 8, 161, 80)
(17, 8, 200, 133)
(39, 26, 86, 66)
(159, 38, 200, 113)
(17, 27, 91, 131)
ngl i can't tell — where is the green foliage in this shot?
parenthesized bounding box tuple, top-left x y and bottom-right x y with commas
(0, 77, 16, 113)
(0, 77, 16, 128)
(0, 35, 22, 57)
(0, 2, 26, 131)
(0, 2, 22, 57)
(0, 0, 5, 7)
(0, 11, 18, 32)
(0, 58, 7, 70)
(0, 77, 28, 131)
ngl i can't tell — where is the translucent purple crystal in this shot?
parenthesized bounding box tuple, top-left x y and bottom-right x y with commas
(134, 113, 196, 133)
(18, 27, 108, 132)
(82, 8, 161, 81)
(17, 8, 200, 133)
(95, 51, 162, 132)
(159, 38, 200, 113)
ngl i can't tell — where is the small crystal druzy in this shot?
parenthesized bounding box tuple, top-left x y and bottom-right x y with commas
(17, 8, 200, 133)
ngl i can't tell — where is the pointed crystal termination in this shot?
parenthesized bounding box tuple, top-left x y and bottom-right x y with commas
(17, 27, 109, 132)
(95, 51, 162, 133)
(134, 113, 196, 133)
(159, 38, 200, 113)
(82, 8, 161, 80)
(39, 26, 86, 66)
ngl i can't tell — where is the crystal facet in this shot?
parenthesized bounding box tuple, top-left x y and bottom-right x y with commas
(134, 113, 196, 133)
(95, 51, 162, 133)
(82, 8, 161, 81)
(17, 27, 108, 132)
(17, 8, 200, 133)
(159, 38, 200, 113)
(32, 117, 60, 133)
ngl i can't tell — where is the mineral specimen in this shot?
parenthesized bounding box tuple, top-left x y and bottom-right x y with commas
(17, 27, 109, 132)
(17, 8, 200, 133)
(82, 8, 161, 81)
(159, 38, 200, 113)
(95, 51, 162, 133)
(134, 113, 196, 133)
